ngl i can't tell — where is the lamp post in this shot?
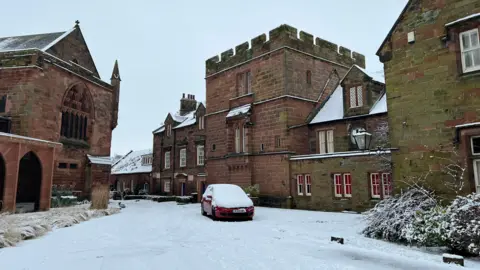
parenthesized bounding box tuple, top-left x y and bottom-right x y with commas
(352, 128, 372, 151)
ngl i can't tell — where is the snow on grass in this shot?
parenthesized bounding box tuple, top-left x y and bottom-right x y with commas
(0, 203, 120, 248)
(0, 201, 479, 270)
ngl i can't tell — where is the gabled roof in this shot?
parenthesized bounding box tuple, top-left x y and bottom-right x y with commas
(309, 87, 387, 125)
(111, 149, 152, 175)
(174, 110, 196, 129)
(226, 104, 251, 118)
(0, 27, 75, 53)
(376, 0, 412, 56)
(153, 101, 205, 134)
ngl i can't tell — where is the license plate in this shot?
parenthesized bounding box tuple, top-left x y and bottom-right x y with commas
(233, 208, 246, 213)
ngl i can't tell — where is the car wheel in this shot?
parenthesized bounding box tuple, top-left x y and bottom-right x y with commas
(201, 205, 207, 216)
(211, 207, 217, 220)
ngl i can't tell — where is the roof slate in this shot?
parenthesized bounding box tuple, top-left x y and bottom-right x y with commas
(0, 32, 65, 52)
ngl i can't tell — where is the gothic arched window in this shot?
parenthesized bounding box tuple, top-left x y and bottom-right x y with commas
(60, 84, 92, 141)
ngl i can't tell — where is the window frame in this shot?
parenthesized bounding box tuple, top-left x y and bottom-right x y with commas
(198, 116, 205, 130)
(318, 130, 334, 154)
(164, 180, 171, 192)
(235, 127, 241, 153)
(370, 172, 381, 199)
(164, 151, 171, 169)
(471, 136, 480, 155)
(297, 174, 304, 195)
(305, 174, 312, 196)
(343, 173, 352, 198)
(333, 173, 343, 198)
(242, 127, 247, 152)
(179, 148, 187, 167)
(197, 145, 205, 166)
(460, 28, 480, 73)
(382, 172, 392, 198)
(349, 85, 363, 108)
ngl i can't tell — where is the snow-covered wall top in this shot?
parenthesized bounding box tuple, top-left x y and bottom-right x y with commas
(111, 149, 153, 175)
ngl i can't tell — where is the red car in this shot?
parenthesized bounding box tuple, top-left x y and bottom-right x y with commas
(201, 184, 254, 220)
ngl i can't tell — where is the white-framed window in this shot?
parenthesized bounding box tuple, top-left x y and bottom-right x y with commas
(164, 151, 170, 169)
(382, 173, 392, 198)
(460, 29, 480, 73)
(471, 136, 480, 155)
(164, 181, 171, 192)
(370, 172, 392, 199)
(237, 71, 252, 96)
(198, 116, 205, 130)
(197, 145, 204, 166)
(166, 124, 172, 137)
(297, 175, 304, 195)
(242, 127, 247, 152)
(305, 174, 312, 196)
(142, 155, 152, 165)
(349, 86, 363, 108)
(343, 173, 352, 197)
(235, 127, 241, 153)
(180, 148, 186, 167)
(370, 173, 381, 199)
(318, 130, 334, 154)
(473, 159, 480, 193)
(333, 174, 343, 197)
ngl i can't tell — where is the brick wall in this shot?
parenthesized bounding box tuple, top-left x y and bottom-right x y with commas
(378, 0, 480, 196)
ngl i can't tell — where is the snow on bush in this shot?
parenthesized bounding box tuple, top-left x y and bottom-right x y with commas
(362, 188, 437, 243)
(403, 206, 449, 247)
(0, 205, 120, 249)
(446, 193, 480, 256)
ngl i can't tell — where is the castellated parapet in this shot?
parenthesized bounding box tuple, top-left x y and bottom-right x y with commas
(205, 24, 366, 76)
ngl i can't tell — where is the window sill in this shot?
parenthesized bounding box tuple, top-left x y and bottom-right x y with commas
(459, 69, 480, 79)
(60, 137, 90, 149)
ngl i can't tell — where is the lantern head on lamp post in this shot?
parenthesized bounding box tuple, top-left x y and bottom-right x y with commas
(352, 128, 372, 151)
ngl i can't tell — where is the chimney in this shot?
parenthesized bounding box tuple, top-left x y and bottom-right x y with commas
(179, 93, 197, 116)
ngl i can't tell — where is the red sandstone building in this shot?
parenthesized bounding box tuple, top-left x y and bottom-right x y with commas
(0, 22, 119, 212)
(204, 24, 393, 209)
(111, 149, 153, 194)
(152, 94, 206, 199)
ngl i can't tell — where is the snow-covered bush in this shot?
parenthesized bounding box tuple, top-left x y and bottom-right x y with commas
(243, 184, 260, 197)
(176, 196, 193, 204)
(362, 188, 437, 243)
(403, 206, 449, 247)
(446, 193, 480, 256)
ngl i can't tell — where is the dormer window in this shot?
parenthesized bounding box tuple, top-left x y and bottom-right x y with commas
(198, 116, 205, 130)
(166, 124, 172, 137)
(460, 29, 480, 73)
(349, 86, 363, 108)
(142, 155, 152, 165)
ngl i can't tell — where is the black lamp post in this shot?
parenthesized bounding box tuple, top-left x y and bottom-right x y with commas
(352, 128, 372, 151)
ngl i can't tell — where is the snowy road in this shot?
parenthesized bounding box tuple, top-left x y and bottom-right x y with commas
(0, 201, 479, 270)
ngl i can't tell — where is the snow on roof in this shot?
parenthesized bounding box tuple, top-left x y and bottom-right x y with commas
(174, 110, 196, 129)
(455, 122, 480, 129)
(290, 149, 392, 161)
(226, 104, 251, 118)
(445, 13, 480, 27)
(153, 125, 165, 134)
(354, 65, 385, 84)
(87, 155, 112, 165)
(309, 86, 387, 125)
(111, 149, 152, 175)
(369, 93, 387, 115)
(0, 28, 74, 53)
(309, 86, 344, 124)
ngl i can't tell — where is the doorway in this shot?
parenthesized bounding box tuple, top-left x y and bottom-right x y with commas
(16, 151, 42, 212)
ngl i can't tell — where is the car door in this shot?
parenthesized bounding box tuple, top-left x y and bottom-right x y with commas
(202, 186, 214, 215)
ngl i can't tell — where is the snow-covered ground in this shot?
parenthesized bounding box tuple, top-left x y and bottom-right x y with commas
(0, 201, 478, 270)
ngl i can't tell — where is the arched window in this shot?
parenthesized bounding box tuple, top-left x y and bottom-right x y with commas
(60, 84, 92, 141)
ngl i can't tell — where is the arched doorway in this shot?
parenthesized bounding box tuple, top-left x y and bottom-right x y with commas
(0, 155, 5, 211)
(16, 151, 42, 212)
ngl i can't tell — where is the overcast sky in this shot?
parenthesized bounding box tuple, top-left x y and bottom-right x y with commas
(0, 0, 408, 156)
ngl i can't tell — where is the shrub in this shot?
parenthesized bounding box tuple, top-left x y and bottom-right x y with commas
(90, 185, 109, 210)
(403, 206, 450, 247)
(362, 187, 437, 243)
(243, 184, 260, 197)
(176, 196, 192, 204)
(446, 193, 480, 256)
(124, 195, 146, 200)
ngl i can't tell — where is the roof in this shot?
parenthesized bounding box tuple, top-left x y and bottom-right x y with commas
(376, 0, 412, 56)
(174, 110, 196, 129)
(309, 87, 387, 125)
(0, 27, 75, 53)
(445, 13, 480, 27)
(111, 149, 152, 175)
(226, 104, 251, 118)
(87, 155, 112, 165)
(153, 101, 205, 134)
(353, 65, 385, 84)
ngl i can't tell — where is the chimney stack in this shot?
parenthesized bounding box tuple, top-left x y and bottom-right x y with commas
(179, 93, 197, 116)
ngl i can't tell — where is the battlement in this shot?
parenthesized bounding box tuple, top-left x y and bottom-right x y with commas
(206, 24, 366, 76)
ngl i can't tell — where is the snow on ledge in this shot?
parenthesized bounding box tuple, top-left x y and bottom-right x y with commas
(445, 13, 480, 27)
(442, 253, 464, 259)
(455, 122, 480, 129)
(0, 132, 62, 146)
(290, 150, 392, 161)
(226, 104, 251, 118)
(87, 155, 112, 165)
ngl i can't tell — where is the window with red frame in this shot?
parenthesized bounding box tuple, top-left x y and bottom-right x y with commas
(334, 174, 343, 197)
(370, 172, 392, 199)
(343, 174, 352, 197)
(297, 175, 304, 195)
(305, 174, 312, 196)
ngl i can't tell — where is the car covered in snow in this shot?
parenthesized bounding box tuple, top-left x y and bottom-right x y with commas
(201, 184, 254, 220)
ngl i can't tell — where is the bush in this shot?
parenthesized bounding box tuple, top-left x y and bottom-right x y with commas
(243, 184, 260, 197)
(403, 206, 450, 247)
(124, 195, 146, 200)
(50, 185, 77, 208)
(446, 193, 480, 256)
(362, 188, 437, 243)
(90, 185, 109, 210)
(176, 196, 192, 204)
